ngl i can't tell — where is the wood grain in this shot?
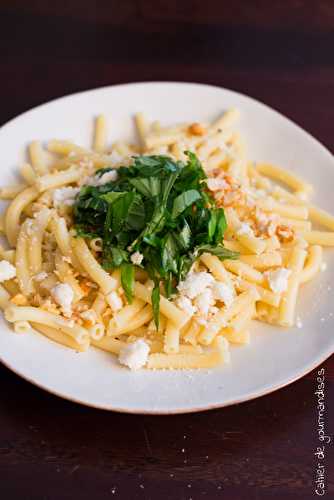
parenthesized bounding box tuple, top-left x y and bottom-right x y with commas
(0, 2, 333, 499)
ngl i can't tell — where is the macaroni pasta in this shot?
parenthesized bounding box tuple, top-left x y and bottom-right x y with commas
(0, 110, 333, 371)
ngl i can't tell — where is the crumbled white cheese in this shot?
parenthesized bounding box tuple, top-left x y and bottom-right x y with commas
(237, 222, 254, 237)
(51, 283, 74, 313)
(177, 272, 214, 299)
(212, 282, 235, 307)
(194, 289, 214, 318)
(130, 251, 144, 265)
(106, 291, 123, 312)
(175, 295, 196, 316)
(85, 170, 118, 187)
(0, 260, 16, 282)
(34, 271, 48, 282)
(265, 268, 291, 294)
(118, 339, 150, 370)
(53, 187, 80, 207)
(207, 178, 228, 191)
(176, 271, 237, 321)
(80, 309, 97, 325)
(296, 317, 303, 329)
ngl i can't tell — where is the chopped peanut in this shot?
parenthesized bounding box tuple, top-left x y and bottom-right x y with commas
(102, 307, 112, 318)
(216, 189, 245, 208)
(224, 175, 235, 186)
(188, 123, 206, 136)
(74, 303, 89, 313)
(71, 312, 84, 325)
(276, 224, 294, 243)
(80, 279, 95, 295)
(10, 294, 28, 306)
(80, 284, 90, 295)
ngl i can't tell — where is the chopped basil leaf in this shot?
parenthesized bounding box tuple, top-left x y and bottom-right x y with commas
(121, 263, 135, 303)
(73, 152, 238, 325)
(151, 284, 161, 329)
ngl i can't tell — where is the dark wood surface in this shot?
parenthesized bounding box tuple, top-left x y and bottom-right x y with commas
(0, 2, 333, 499)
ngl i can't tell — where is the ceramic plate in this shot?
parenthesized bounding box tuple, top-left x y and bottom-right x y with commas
(0, 82, 333, 413)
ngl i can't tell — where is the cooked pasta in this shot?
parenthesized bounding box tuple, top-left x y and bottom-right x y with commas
(0, 109, 332, 370)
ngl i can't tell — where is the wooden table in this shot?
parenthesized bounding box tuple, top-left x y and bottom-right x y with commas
(0, 2, 333, 499)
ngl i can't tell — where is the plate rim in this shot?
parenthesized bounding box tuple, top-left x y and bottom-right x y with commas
(0, 81, 333, 414)
(0, 80, 332, 164)
(1, 343, 332, 414)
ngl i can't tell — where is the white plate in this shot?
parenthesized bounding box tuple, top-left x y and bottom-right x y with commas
(0, 82, 333, 414)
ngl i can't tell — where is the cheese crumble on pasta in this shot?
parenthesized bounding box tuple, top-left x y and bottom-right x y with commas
(0, 109, 333, 370)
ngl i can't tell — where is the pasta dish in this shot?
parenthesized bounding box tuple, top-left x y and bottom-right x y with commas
(0, 109, 333, 370)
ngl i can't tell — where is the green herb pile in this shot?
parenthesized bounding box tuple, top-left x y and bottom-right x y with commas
(73, 152, 238, 326)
